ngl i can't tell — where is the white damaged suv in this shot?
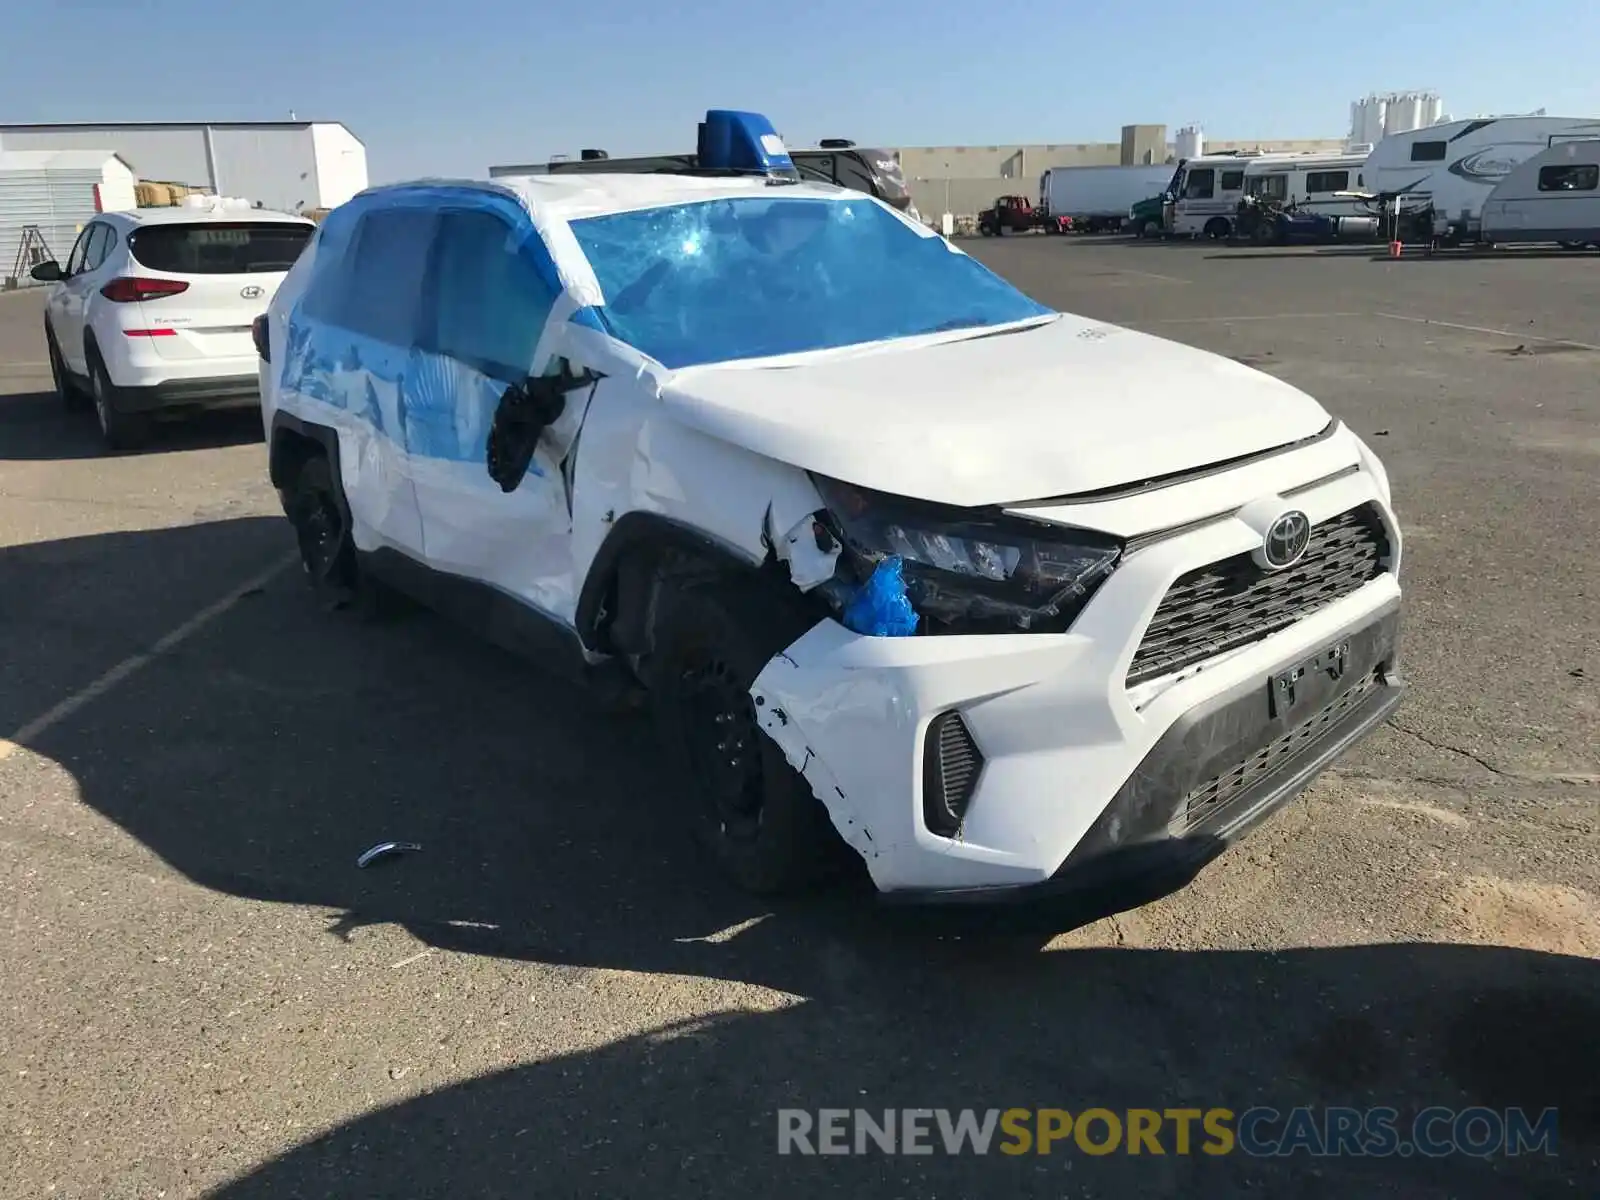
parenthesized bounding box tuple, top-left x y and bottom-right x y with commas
(256, 112, 1404, 904)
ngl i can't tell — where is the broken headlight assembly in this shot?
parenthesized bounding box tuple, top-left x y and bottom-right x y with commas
(810, 475, 1123, 635)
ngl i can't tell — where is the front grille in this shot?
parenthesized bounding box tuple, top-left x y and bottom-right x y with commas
(1179, 666, 1382, 831)
(923, 711, 984, 837)
(1127, 504, 1390, 687)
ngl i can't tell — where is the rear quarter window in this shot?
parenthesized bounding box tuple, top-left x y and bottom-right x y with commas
(128, 222, 314, 275)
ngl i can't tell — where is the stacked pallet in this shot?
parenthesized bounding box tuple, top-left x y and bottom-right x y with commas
(134, 180, 211, 207)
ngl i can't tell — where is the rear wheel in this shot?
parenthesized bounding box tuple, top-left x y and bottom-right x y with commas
(1204, 217, 1231, 240)
(285, 454, 360, 611)
(87, 347, 150, 452)
(647, 573, 846, 895)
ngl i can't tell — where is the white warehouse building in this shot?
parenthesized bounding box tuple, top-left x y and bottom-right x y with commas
(0, 120, 368, 215)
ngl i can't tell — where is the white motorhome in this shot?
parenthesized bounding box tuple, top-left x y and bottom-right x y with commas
(1163, 153, 1255, 238)
(1242, 151, 1373, 215)
(1480, 139, 1600, 248)
(1363, 115, 1600, 242)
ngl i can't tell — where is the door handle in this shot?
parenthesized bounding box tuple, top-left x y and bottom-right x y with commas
(485, 360, 600, 494)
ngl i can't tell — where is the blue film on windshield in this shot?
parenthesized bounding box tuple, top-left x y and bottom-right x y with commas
(570, 195, 1054, 368)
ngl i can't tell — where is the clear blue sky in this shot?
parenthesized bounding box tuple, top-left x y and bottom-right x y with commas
(5, 0, 1596, 182)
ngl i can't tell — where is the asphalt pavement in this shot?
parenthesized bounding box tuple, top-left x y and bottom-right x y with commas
(1, 239, 1596, 1198)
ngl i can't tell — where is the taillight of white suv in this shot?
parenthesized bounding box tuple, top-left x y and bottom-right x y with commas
(99, 277, 190, 303)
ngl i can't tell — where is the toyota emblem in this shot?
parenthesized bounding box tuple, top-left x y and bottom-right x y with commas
(1260, 510, 1312, 570)
(240, 285, 264, 300)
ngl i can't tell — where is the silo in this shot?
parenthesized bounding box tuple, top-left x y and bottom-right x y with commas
(1368, 96, 1390, 143)
(1392, 92, 1425, 134)
(1383, 94, 1408, 137)
(1175, 125, 1203, 161)
(1424, 93, 1444, 125)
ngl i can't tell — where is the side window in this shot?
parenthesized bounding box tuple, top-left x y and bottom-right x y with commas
(65, 227, 93, 276)
(430, 209, 556, 382)
(1306, 171, 1350, 194)
(1410, 141, 1447, 162)
(338, 207, 437, 343)
(1538, 163, 1599, 192)
(1184, 168, 1215, 199)
(1220, 170, 1245, 191)
(81, 224, 116, 273)
(1248, 174, 1288, 201)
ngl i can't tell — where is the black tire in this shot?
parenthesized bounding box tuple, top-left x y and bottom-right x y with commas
(282, 452, 410, 620)
(284, 453, 361, 611)
(647, 573, 846, 895)
(1204, 217, 1231, 240)
(86, 346, 150, 452)
(45, 322, 89, 412)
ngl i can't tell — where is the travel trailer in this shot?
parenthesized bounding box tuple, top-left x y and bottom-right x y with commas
(1362, 115, 1600, 242)
(1480, 139, 1600, 248)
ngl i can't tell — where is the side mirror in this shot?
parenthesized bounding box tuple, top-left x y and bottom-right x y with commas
(30, 261, 63, 283)
(485, 359, 601, 494)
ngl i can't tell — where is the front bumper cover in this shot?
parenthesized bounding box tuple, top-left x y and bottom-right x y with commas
(881, 605, 1404, 911)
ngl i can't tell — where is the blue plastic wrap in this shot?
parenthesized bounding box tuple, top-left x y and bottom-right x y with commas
(569, 195, 1053, 368)
(842, 556, 919, 638)
(280, 182, 562, 473)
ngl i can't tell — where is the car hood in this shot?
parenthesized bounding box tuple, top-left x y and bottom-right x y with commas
(656, 314, 1332, 507)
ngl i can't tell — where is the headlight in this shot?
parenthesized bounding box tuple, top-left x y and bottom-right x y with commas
(812, 476, 1123, 634)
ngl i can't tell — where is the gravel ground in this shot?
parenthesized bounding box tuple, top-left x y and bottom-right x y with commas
(1, 239, 1595, 1198)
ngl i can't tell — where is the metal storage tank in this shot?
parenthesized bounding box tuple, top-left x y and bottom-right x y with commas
(1174, 125, 1203, 160)
(1386, 93, 1424, 136)
(0, 121, 367, 214)
(1362, 96, 1389, 145)
(1, 150, 137, 289)
(1424, 93, 1444, 125)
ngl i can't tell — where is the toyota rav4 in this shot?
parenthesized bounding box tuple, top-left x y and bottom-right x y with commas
(255, 111, 1405, 905)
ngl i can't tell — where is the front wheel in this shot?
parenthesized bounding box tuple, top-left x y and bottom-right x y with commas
(647, 575, 845, 895)
(45, 323, 89, 411)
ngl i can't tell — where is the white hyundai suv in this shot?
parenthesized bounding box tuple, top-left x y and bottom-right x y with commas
(34, 200, 315, 450)
(256, 112, 1405, 909)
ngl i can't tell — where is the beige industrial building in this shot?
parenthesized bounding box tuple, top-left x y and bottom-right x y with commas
(893, 123, 1347, 217)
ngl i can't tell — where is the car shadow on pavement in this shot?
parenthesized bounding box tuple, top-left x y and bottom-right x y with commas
(0, 387, 263, 461)
(207, 940, 1594, 1198)
(5, 519, 1597, 1196)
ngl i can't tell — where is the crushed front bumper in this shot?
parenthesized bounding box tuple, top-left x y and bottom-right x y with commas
(751, 583, 1403, 904)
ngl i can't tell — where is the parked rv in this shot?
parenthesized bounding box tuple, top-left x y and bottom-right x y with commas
(1361, 115, 1600, 243)
(1242, 151, 1372, 215)
(1038, 164, 1175, 233)
(1234, 150, 1382, 243)
(1480, 139, 1600, 249)
(1163, 153, 1255, 238)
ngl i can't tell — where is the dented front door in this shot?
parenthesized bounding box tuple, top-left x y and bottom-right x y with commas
(405, 207, 589, 619)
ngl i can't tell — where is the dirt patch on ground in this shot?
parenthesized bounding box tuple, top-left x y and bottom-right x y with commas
(1443, 875, 1600, 956)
